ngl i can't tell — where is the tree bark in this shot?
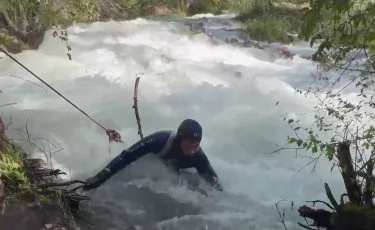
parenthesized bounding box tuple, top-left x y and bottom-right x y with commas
(337, 142, 362, 205)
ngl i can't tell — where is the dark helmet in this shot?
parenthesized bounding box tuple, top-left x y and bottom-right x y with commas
(177, 119, 202, 142)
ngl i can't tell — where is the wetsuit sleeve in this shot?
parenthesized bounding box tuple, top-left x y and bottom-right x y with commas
(195, 149, 223, 191)
(103, 130, 172, 177)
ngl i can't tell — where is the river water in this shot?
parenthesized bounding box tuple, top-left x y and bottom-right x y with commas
(0, 14, 351, 230)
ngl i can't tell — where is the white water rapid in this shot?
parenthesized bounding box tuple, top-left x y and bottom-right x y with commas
(0, 14, 355, 230)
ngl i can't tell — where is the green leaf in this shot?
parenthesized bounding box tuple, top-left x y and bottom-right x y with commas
(297, 139, 303, 147)
(12, 163, 20, 169)
(294, 127, 301, 131)
(288, 119, 294, 124)
(364, 142, 370, 150)
(339, 34, 354, 45)
(301, 10, 318, 37)
(326, 144, 335, 161)
(368, 32, 375, 42)
(288, 137, 297, 144)
(312, 145, 318, 153)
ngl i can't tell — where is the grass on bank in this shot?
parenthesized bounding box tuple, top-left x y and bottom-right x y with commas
(237, 1, 309, 44)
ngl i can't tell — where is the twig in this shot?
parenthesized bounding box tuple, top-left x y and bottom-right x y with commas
(297, 222, 315, 230)
(0, 73, 48, 93)
(35, 180, 87, 189)
(25, 119, 32, 149)
(68, 184, 85, 193)
(0, 102, 17, 107)
(132, 75, 144, 139)
(305, 200, 335, 210)
(275, 201, 289, 230)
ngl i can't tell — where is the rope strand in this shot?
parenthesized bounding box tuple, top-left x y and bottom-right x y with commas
(0, 47, 123, 143)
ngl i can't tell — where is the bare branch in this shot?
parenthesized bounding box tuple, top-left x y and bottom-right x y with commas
(275, 201, 289, 230)
(297, 222, 316, 230)
(0, 102, 17, 107)
(0, 73, 48, 93)
(305, 200, 335, 210)
(35, 180, 88, 189)
(132, 74, 144, 139)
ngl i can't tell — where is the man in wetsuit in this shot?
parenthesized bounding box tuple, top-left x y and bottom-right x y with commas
(82, 119, 223, 191)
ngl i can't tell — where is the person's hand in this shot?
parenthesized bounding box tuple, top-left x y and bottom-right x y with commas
(82, 176, 101, 191)
(212, 177, 223, 192)
(82, 169, 110, 191)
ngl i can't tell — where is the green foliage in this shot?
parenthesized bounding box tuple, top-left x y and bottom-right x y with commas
(0, 142, 29, 190)
(299, 0, 375, 66)
(237, 1, 307, 43)
(245, 18, 292, 43)
(331, 203, 375, 230)
(276, 0, 375, 172)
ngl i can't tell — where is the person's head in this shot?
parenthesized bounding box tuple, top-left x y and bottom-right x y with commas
(177, 119, 202, 156)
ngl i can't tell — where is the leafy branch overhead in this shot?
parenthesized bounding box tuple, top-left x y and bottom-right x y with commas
(300, 0, 375, 67)
(275, 0, 375, 229)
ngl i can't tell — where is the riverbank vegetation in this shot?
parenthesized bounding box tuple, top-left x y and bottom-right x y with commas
(236, 0, 310, 43)
(0, 116, 88, 229)
(274, 0, 375, 229)
(0, 0, 313, 54)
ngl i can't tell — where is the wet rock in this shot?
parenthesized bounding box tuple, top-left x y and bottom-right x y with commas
(229, 38, 238, 44)
(5, 38, 23, 53)
(234, 72, 242, 79)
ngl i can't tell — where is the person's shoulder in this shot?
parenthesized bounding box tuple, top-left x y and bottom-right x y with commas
(127, 130, 175, 153)
(145, 130, 175, 144)
(194, 148, 209, 163)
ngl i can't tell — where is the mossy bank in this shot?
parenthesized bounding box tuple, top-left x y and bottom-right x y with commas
(0, 116, 87, 230)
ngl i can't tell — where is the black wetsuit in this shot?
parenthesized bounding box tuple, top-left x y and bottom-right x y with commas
(96, 130, 223, 191)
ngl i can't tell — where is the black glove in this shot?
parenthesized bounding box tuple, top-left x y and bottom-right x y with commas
(82, 168, 111, 191)
(212, 177, 224, 192)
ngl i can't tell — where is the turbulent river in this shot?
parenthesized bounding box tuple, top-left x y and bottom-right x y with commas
(0, 13, 352, 230)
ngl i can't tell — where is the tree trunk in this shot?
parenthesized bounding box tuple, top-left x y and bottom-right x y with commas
(337, 142, 362, 205)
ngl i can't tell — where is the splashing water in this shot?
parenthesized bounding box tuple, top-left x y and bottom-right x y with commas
(0, 15, 350, 230)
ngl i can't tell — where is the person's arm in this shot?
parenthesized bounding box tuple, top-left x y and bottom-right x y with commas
(195, 149, 223, 192)
(83, 130, 172, 190)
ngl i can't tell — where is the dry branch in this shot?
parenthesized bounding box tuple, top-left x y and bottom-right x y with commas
(305, 200, 335, 210)
(132, 75, 144, 139)
(298, 205, 333, 229)
(275, 201, 288, 230)
(35, 179, 87, 189)
(0, 102, 17, 107)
